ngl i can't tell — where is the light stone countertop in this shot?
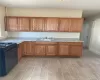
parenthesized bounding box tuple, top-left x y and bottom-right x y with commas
(0, 37, 83, 44)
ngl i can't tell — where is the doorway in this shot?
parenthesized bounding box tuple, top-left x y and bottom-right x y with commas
(80, 21, 90, 48)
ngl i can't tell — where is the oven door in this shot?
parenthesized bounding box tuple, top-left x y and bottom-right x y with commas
(0, 49, 6, 76)
(4, 45, 18, 74)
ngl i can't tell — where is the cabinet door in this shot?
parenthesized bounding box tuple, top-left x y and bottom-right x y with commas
(69, 18, 83, 32)
(45, 18, 58, 31)
(6, 17, 18, 31)
(18, 17, 30, 31)
(46, 45, 57, 56)
(59, 44, 69, 56)
(59, 18, 70, 32)
(18, 42, 24, 61)
(69, 45, 82, 57)
(35, 45, 46, 56)
(31, 18, 45, 31)
(23, 42, 34, 56)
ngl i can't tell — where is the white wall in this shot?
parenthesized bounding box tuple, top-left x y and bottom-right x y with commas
(0, 6, 7, 39)
(7, 8, 82, 18)
(89, 19, 100, 54)
(86, 15, 100, 55)
(8, 32, 80, 38)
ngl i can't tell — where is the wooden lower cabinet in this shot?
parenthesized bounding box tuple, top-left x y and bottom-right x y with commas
(19, 42, 83, 57)
(59, 44, 69, 56)
(46, 44, 57, 56)
(18, 42, 24, 61)
(23, 41, 35, 56)
(69, 45, 82, 57)
(35, 44, 46, 56)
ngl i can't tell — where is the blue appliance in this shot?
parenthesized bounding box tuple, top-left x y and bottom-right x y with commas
(0, 43, 18, 76)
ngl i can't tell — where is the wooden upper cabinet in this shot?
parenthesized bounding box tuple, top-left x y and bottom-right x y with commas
(6, 17, 18, 31)
(18, 17, 30, 31)
(5, 17, 83, 32)
(45, 18, 59, 31)
(30, 18, 45, 31)
(46, 44, 57, 56)
(59, 18, 70, 32)
(69, 18, 83, 32)
(59, 43, 69, 56)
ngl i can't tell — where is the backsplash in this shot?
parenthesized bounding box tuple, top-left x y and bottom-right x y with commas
(7, 32, 80, 38)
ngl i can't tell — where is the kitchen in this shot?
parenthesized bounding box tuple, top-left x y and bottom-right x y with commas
(0, 0, 100, 80)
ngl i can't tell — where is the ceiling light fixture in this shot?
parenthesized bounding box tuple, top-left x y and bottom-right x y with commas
(59, 0, 71, 2)
(60, 0, 64, 1)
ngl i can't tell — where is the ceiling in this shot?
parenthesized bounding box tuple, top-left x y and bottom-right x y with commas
(0, 0, 100, 17)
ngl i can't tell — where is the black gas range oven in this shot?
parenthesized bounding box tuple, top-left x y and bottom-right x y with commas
(0, 43, 18, 76)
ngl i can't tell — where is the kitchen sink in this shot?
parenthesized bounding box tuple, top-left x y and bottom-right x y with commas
(38, 38, 52, 41)
(37, 37, 54, 41)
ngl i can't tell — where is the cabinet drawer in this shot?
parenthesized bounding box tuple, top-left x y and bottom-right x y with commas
(59, 42, 83, 45)
(35, 42, 57, 44)
(68, 42, 83, 45)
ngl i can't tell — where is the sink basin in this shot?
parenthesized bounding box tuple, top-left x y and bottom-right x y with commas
(39, 38, 52, 41)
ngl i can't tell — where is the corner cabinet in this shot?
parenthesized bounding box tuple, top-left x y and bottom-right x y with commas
(18, 42, 24, 61)
(5, 17, 30, 31)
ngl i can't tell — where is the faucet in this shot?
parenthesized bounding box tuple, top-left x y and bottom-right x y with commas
(45, 37, 47, 39)
(42, 37, 47, 39)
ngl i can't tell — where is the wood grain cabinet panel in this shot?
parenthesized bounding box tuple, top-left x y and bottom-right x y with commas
(30, 18, 45, 31)
(69, 45, 82, 57)
(23, 42, 34, 56)
(46, 45, 57, 56)
(18, 42, 24, 61)
(69, 18, 83, 32)
(59, 44, 69, 56)
(5, 17, 83, 32)
(45, 18, 59, 31)
(31, 42, 35, 55)
(59, 18, 70, 32)
(35, 45, 46, 56)
(6, 17, 18, 31)
(18, 17, 30, 31)
(18, 42, 83, 57)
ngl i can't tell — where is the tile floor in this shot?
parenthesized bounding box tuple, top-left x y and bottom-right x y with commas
(0, 49, 100, 80)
